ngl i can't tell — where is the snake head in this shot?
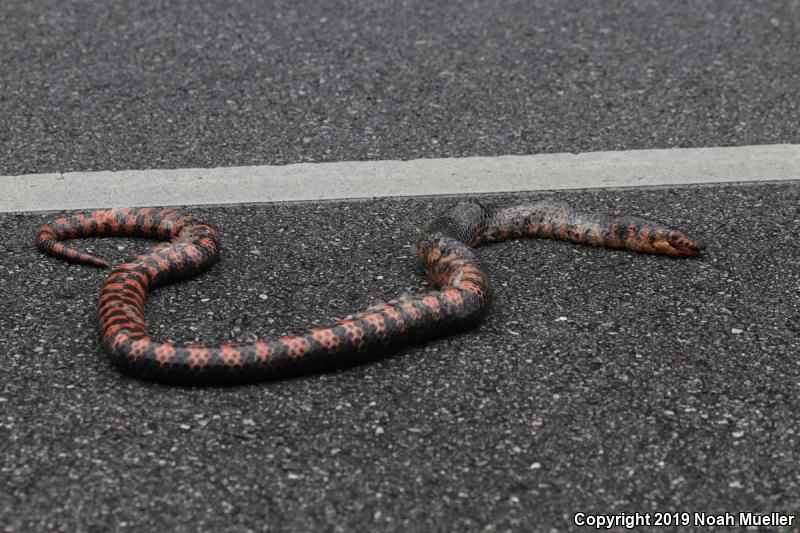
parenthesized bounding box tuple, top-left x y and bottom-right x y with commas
(656, 229, 706, 257)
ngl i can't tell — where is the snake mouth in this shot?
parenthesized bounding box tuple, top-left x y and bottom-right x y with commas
(668, 238, 706, 257)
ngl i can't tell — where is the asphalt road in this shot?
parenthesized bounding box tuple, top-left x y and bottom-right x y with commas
(3, 185, 799, 531)
(2, 0, 800, 532)
(1, 0, 799, 175)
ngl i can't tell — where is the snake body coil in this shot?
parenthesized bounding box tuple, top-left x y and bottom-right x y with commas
(37, 201, 704, 385)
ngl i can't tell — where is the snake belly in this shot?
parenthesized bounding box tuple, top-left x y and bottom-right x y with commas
(36, 201, 705, 385)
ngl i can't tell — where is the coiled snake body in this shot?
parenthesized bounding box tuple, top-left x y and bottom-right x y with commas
(37, 201, 704, 385)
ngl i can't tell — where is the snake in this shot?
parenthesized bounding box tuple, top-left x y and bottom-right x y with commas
(36, 201, 705, 385)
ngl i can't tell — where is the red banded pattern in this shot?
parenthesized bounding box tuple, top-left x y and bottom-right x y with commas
(36, 201, 705, 385)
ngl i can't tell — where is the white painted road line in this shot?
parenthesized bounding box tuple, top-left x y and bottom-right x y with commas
(1, 144, 798, 212)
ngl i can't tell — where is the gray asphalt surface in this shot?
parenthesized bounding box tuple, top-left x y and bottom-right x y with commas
(1, 0, 799, 175)
(2, 185, 799, 531)
(2, 0, 800, 532)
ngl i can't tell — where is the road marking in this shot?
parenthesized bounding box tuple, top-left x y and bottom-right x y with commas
(1, 144, 798, 212)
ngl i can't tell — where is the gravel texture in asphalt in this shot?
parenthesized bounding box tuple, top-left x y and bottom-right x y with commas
(1, 0, 799, 175)
(2, 184, 798, 530)
(2, 0, 800, 530)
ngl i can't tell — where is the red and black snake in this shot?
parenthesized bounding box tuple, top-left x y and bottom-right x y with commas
(36, 202, 705, 385)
